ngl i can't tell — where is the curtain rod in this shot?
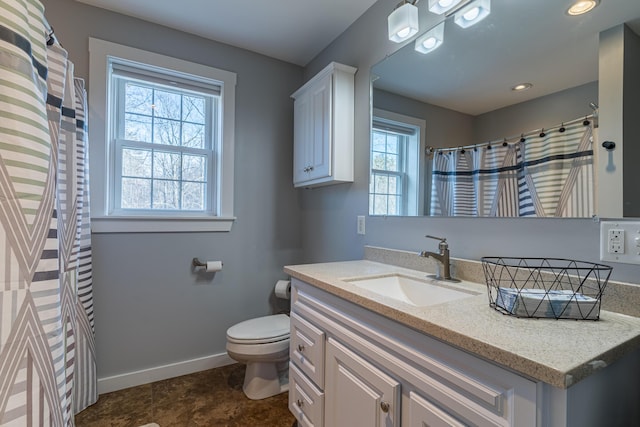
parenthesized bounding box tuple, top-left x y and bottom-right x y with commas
(427, 112, 597, 155)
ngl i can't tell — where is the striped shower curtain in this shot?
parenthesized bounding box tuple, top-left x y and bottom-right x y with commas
(0, 0, 97, 425)
(430, 119, 595, 217)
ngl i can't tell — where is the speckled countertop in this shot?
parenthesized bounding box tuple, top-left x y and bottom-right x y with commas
(284, 259, 640, 389)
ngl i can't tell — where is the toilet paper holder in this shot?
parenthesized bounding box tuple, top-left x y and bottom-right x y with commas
(192, 258, 206, 267)
(192, 258, 223, 268)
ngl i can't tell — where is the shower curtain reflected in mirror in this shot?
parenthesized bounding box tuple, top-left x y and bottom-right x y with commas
(0, 0, 97, 424)
(430, 119, 595, 218)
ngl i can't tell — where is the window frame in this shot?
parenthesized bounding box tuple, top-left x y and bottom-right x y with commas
(88, 38, 236, 233)
(370, 109, 426, 217)
(370, 128, 407, 216)
(110, 74, 216, 215)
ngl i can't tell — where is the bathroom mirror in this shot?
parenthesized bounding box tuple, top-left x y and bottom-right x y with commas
(370, 0, 640, 217)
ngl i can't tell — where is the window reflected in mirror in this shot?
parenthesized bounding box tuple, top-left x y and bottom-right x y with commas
(369, 109, 425, 216)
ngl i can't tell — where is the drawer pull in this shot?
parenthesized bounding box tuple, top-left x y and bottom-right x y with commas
(380, 401, 390, 413)
(296, 399, 304, 407)
(298, 344, 305, 352)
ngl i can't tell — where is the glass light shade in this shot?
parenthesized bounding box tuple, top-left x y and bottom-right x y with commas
(454, 0, 490, 28)
(428, 0, 460, 15)
(388, 3, 419, 43)
(415, 22, 445, 54)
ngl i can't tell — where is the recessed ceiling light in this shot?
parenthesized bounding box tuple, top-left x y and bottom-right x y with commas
(567, 0, 600, 16)
(511, 83, 533, 91)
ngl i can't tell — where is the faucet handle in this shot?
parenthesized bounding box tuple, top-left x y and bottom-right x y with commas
(425, 235, 447, 243)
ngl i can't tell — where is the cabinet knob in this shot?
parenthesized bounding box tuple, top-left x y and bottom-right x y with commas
(380, 401, 390, 413)
(296, 399, 304, 407)
(297, 344, 305, 352)
(308, 166, 314, 171)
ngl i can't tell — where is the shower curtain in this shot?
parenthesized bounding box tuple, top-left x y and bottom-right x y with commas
(0, 0, 97, 425)
(430, 119, 595, 217)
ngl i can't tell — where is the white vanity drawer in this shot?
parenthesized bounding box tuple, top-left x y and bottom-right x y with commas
(289, 363, 324, 427)
(290, 311, 325, 388)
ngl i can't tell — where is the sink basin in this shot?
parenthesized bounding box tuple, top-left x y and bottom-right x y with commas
(346, 274, 479, 307)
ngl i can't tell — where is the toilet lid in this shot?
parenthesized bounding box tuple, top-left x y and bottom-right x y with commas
(227, 314, 290, 343)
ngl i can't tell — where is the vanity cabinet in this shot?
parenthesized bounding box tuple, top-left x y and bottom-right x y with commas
(291, 62, 356, 188)
(288, 278, 537, 427)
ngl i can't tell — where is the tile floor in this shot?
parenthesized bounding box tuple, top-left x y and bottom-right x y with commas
(75, 363, 296, 427)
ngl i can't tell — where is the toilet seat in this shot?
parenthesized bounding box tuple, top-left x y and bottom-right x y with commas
(226, 314, 290, 344)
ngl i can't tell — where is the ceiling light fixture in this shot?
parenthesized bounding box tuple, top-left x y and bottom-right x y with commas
(388, 1, 420, 43)
(567, 0, 600, 16)
(428, 0, 461, 15)
(415, 21, 445, 54)
(454, 0, 491, 28)
(511, 82, 533, 91)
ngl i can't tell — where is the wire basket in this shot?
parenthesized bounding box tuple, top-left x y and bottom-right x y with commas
(481, 257, 612, 320)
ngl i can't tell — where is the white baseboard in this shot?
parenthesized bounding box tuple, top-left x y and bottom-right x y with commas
(97, 352, 235, 394)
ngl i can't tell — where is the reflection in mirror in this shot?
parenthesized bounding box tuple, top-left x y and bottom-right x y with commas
(370, 0, 640, 217)
(369, 109, 425, 216)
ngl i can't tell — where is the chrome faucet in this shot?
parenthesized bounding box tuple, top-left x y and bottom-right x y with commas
(420, 235, 453, 281)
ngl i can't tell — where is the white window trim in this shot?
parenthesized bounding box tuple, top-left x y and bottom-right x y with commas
(88, 38, 236, 233)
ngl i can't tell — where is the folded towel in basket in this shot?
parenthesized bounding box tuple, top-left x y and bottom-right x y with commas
(496, 287, 600, 319)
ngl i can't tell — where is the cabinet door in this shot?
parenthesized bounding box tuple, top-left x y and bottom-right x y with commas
(293, 73, 332, 186)
(325, 337, 400, 427)
(306, 72, 331, 181)
(408, 391, 467, 427)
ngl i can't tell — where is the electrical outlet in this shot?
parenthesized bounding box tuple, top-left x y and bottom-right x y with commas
(357, 215, 365, 235)
(607, 229, 625, 254)
(600, 221, 640, 264)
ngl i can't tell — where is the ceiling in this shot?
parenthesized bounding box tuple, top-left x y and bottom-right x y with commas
(74, 0, 640, 115)
(373, 0, 640, 116)
(74, 0, 380, 66)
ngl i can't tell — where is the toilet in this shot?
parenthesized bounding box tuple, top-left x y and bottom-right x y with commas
(226, 313, 290, 400)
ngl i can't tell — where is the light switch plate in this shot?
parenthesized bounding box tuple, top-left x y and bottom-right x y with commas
(357, 215, 365, 235)
(600, 221, 640, 264)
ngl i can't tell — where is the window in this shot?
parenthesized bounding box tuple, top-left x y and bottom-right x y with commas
(111, 65, 216, 213)
(369, 110, 425, 216)
(88, 38, 236, 232)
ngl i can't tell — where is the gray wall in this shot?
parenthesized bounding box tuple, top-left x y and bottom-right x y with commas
(302, 0, 640, 283)
(373, 82, 597, 150)
(474, 82, 598, 143)
(373, 88, 474, 149)
(43, 0, 304, 378)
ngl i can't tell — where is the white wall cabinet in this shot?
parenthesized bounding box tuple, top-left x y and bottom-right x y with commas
(289, 278, 538, 427)
(291, 62, 356, 188)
